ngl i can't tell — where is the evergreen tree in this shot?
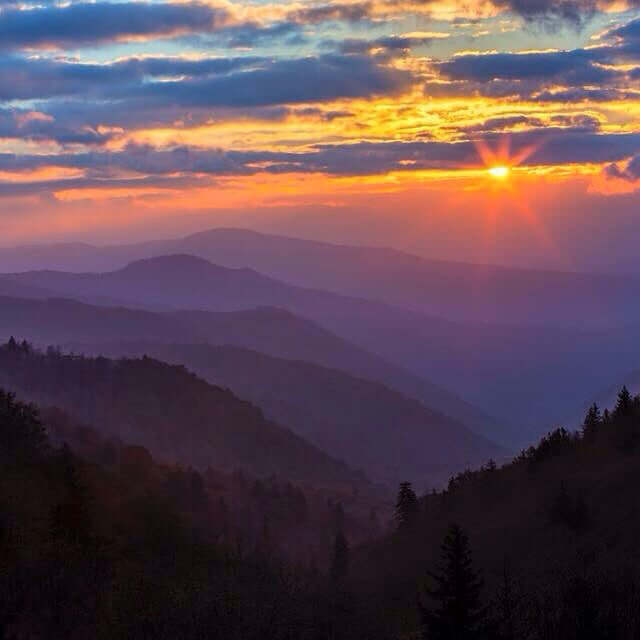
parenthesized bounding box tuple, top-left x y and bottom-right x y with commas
(0, 389, 47, 461)
(420, 523, 486, 640)
(614, 386, 633, 418)
(582, 403, 602, 440)
(330, 531, 350, 582)
(395, 481, 419, 530)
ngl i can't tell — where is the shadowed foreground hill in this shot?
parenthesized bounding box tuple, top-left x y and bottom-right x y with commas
(0, 295, 503, 442)
(3, 348, 640, 638)
(349, 391, 640, 639)
(77, 342, 505, 488)
(0, 340, 365, 489)
(0, 388, 383, 639)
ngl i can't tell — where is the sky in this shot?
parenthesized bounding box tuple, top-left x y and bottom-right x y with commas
(1, 0, 640, 272)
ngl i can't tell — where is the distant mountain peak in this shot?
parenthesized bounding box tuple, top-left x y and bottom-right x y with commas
(118, 254, 260, 278)
(120, 254, 218, 271)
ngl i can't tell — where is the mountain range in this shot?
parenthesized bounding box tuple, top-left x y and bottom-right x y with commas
(2, 227, 639, 327)
(72, 341, 505, 487)
(4, 251, 640, 445)
(0, 344, 366, 489)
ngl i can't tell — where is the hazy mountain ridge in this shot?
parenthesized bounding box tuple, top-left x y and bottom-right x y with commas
(0, 342, 367, 489)
(2, 227, 639, 327)
(71, 341, 506, 488)
(0, 294, 505, 443)
(6, 254, 640, 445)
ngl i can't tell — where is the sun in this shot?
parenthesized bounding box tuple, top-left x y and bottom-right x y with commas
(488, 166, 510, 179)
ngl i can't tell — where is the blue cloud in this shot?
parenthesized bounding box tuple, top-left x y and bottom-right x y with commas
(116, 55, 413, 107)
(0, 2, 229, 50)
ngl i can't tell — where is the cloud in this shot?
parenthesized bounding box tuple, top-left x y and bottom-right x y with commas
(287, 2, 374, 24)
(490, 0, 639, 27)
(457, 113, 601, 134)
(458, 115, 547, 133)
(427, 42, 637, 100)
(0, 108, 113, 145)
(115, 54, 414, 107)
(605, 155, 640, 181)
(0, 2, 230, 50)
(0, 52, 412, 112)
(218, 22, 305, 48)
(2, 129, 639, 185)
(0, 54, 266, 101)
(334, 33, 446, 56)
(437, 49, 615, 83)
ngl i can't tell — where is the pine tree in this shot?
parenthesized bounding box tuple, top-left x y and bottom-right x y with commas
(395, 481, 419, 530)
(582, 403, 602, 440)
(614, 386, 633, 418)
(420, 523, 486, 640)
(0, 389, 47, 461)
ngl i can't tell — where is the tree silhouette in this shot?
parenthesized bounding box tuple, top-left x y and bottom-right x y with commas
(614, 386, 633, 418)
(420, 523, 486, 640)
(582, 403, 602, 440)
(0, 389, 47, 461)
(395, 481, 419, 530)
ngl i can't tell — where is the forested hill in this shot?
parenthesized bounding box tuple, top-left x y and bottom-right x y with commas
(350, 388, 640, 639)
(81, 341, 504, 487)
(0, 339, 366, 489)
(0, 388, 380, 639)
(4, 337, 640, 638)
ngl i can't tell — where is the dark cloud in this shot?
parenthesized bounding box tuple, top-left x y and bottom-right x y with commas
(458, 115, 546, 133)
(219, 22, 304, 48)
(0, 52, 411, 111)
(491, 0, 639, 27)
(605, 155, 640, 182)
(334, 34, 442, 57)
(549, 114, 600, 129)
(610, 16, 640, 43)
(437, 49, 615, 84)
(287, 2, 373, 24)
(457, 114, 601, 134)
(0, 2, 229, 50)
(0, 55, 266, 101)
(116, 54, 413, 107)
(0, 108, 113, 145)
(428, 42, 637, 101)
(292, 107, 355, 121)
(2, 130, 639, 184)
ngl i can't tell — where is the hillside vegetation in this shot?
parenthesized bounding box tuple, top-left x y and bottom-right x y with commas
(0, 339, 365, 489)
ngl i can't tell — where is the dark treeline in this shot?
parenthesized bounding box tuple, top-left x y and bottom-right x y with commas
(3, 337, 640, 638)
(350, 387, 640, 639)
(0, 338, 367, 489)
(0, 385, 375, 639)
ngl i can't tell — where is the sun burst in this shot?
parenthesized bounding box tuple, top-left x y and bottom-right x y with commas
(488, 166, 510, 179)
